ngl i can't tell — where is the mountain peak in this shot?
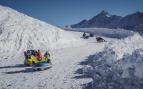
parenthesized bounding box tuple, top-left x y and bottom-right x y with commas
(97, 10, 109, 17)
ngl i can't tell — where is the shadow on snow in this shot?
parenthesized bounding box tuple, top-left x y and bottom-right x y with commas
(74, 49, 143, 89)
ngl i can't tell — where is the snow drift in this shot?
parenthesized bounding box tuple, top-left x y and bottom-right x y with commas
(0, 5, 83, 55)
(79, 33, 143, 89)
(81, 48, 143, 89)
(108, 33, 143, 59)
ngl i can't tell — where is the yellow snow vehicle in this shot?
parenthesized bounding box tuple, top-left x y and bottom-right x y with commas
(24, 50, 51, 66)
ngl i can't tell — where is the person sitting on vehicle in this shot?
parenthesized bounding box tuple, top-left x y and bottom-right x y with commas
(24, 51, 28, 59)
(35, 50, 42, 61)
(44, 51, 50, 58)
(24, 50, 32, 58)
(24, 50, 39, 66)
(83, 32, 86, 38)
(89, 33, 94, 37)
(30, 50, 36, 55)
(24, 49, 52, 66)
(82, 32, 89, 39)
(44, 51, 51, 63)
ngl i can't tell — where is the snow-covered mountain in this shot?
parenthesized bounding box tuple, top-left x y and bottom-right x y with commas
(71, 10, 122, 28)
(119, 11, 143, 30)
(71, 11, 143, 33)
(0, 5, 83, 55)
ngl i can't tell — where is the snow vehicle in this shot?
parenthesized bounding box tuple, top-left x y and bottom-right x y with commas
(32, 61, 52, 71)
(82, 32, 89, 39)
(96, 37, 106, 42)
(89, 33, 94, 37)
(24, 50, 51, 66)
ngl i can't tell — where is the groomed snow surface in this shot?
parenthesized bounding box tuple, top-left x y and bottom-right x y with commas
(0, 5, 143, 89)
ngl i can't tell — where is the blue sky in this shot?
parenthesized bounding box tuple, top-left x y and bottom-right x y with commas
(0, 0, 143, 26)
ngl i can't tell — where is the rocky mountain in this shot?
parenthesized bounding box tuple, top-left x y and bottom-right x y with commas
(71, 10, 143, 32)
(119, 11, 143, 30)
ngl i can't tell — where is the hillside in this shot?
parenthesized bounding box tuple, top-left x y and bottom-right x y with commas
(0, 5, 83, 56)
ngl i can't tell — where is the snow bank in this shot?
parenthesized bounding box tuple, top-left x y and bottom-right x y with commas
(119, 49, 143, 78)
(82, 48, 143, 89)
(108, 33, 143, 59)
(0, 5, 84, 56)
(80, 33, 143, 89)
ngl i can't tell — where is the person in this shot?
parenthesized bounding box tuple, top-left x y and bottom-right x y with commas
(82, 32, 89, 39)
(44, 51, 50, 58)
(35, 50, 42, 61)
(24, 50, 38, 66)
(30, 50, 36, 55)
(89, 33, 94, 37)
(83, 32, 86, 37)
(24, 50, 32, 58)
(44, 51, 51, 63)
(24, 51, 28, 58)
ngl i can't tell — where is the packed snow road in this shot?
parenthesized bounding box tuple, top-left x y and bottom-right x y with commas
(0, 38, 108, 89)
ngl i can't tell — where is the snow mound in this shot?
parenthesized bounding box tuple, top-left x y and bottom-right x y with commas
(0, 5, 83, 55)
(79, 34, 143, 89)
(120, 49, 143, 78)
(82, 48, 143, 89)
(108, 33, 143, 59)
(95, 33, 143, 78)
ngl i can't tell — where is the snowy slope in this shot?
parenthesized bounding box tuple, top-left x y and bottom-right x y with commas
(0, 5, 84, 56)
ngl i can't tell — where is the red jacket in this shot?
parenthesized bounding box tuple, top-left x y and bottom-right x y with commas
(35, 52, 42, 61)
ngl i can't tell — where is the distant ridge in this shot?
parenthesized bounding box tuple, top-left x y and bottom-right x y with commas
(71, 10, 143, 32)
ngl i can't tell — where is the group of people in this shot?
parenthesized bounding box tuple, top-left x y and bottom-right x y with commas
(82, 32, 106, 42)
(24, 50, 51, 66)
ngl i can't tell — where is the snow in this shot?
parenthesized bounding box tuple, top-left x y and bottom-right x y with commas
(79, 33, 143, 89)
(65, 28, 134, 38)
(0, 5, 88, 89)
(80, 47, 143, 89)
(0, 5, 143, 89)
(0, 36, 108, 89)
(108, 33, 143, 59)
(0, 5, 84, 56)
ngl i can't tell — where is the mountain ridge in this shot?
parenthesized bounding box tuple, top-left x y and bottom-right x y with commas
(71, 10, 143, 32)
